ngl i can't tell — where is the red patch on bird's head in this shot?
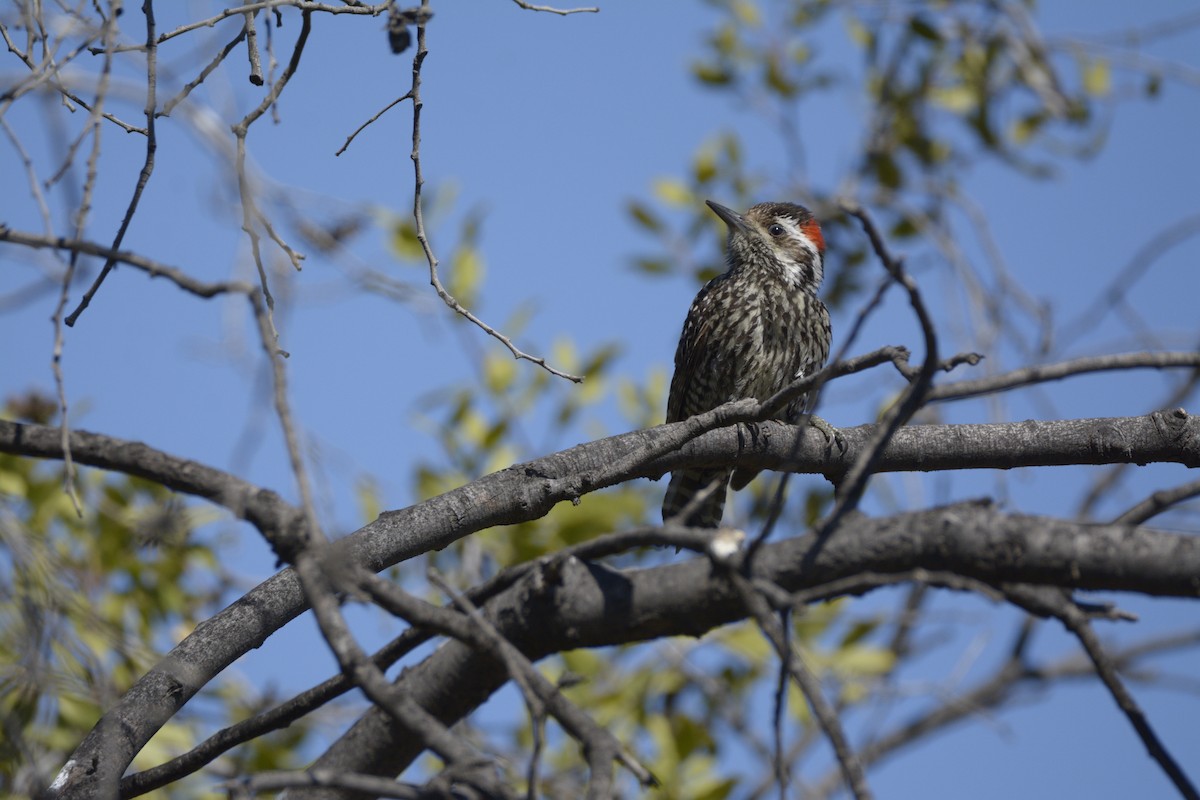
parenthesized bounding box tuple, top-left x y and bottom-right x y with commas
(801, 220, 825, 254)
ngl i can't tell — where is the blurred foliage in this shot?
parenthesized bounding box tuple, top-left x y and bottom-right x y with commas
(629, 0, 1152, 358)
(0, 393, 313, 799)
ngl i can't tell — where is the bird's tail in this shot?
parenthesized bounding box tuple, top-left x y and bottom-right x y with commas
(662, 469, 730, 528)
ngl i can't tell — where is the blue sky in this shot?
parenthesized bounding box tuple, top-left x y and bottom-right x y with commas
(2, 1, 1199, 797)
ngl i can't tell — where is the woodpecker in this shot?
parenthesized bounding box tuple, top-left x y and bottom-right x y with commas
(662, 200, 833, 529)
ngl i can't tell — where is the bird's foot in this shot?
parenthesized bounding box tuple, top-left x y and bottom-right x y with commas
(804, 414, 845, 456)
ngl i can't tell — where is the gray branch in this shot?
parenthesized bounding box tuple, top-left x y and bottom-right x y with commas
(12, 408, 1197, 799)
(295, 502, 1200, 795)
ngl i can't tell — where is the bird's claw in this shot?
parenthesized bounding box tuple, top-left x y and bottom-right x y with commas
(805, 414, 846, 457)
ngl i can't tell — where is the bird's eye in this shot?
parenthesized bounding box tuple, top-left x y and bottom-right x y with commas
(768, 223, 785, 237)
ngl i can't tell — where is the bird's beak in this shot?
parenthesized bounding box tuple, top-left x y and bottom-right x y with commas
(706, 200, 748, 234)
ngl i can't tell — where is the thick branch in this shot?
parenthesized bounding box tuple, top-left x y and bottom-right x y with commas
(0, 419, 302, 550)
(297, 503, 1200, 792)
(20, 409, 1198, 798)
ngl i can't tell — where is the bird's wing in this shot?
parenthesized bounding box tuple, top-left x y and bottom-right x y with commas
(666, 278, 724, 423)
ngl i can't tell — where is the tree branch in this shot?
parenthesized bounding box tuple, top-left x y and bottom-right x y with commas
(1005, 586, 1198, 799)
(298, 503, 1200, 791)
(406, 3, 582, 383)
(930, 351, 1200, 402)
(19, 409, 1199, 798)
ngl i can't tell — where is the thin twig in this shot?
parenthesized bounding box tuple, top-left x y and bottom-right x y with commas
(335, 91, 413, 156)
(1060, 213, 1200, 351)
(807, 623, 1200, 800)
(65, 0, 160, 327)
(295, 552, 511, 798)
(50, 3, 123, 516)
(814, 202, 940, 538)
(1113, 477, 1200, 525)
(229, 7, 314, 346)
(118, 592, 459, 795)
(407, 4, 583, 383)
(725, 568, 873, 800)
(243, 0, 264, 85)
(773, 609, 791, 800)
(930, 351, 1200, 402)
(0, 20, 143, 133)
(159, 27, 248, 116)
(222, 769, 422, 798)
(1006, 586, 1199, 800)
(363, 568, 659, 795)
(124, 0, 390, 51)
(0, 117, 55, 236)
(510, 0, 600, 14)
(0, 227, 256, 299)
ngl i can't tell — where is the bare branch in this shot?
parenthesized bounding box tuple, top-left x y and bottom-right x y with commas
(305, 504, 1200, 782)
(335, 91, 413, 156)
(726, 569, 872, 800)
(407, 5, 583, 383)
(160, 27, 248, 116)
(1114, 477, 1200, 525)
(1079, 362, 1200, 519)
(65, 0, 161, 327)
(0, 227, 257, 299)
(424, 570, 658, 796)
(930, 351, 1200, 402)
(20, 408, 1200, 798)
(291, 550, 514, 799)
(510, 0, 600, 14)
(231, 8, 314, 328)
(146, 1, 390, 49)
(1004, 586, 1198, 800)
(807, 624, 1200, 800)
(1060, 213, 1200, 351)
(817, 201, 940, 534)
(223, 769, 423, 799)
(0, 419, 304, 558)
(48, 2, 124, 517)
(243, 1, 265, 85)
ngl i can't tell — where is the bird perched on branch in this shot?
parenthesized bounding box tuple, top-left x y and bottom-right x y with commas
(662, 200, 834, 529)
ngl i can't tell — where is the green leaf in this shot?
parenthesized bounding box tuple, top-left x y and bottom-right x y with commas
(628, 201, 663, 232)
(889, 216, 920, 238)
(1145, 72, 1162, 98)
(0, 466, 27, 496)
(871, 151, 903, 189)
(388, 219, 424, 261)
(653, 178, 694, 208)
(764, 52, 797, 98)
(693, 147, 718, 184)
(1083, 57, 1111, 97)
(833, 644, 896, 676)
(692, 776, 738, 800)
(931, 85, 975, 113)
(731, 0, 761, 28)
(1011, 112, 1047, 145)
(845, 17, 874, 49)
(840, 617, 881, 647)
(447, 245, 484, 307)
(633, 257, 671, 275)
(692, 62, 733, 86)
(483, 352, 516, 394)
(909, 15, 942, 42)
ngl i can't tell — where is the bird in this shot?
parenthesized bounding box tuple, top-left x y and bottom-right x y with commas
(662, 199, 833, 529)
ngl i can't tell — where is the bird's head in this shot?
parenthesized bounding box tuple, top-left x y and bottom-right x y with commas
(707, 200, 825, 292)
